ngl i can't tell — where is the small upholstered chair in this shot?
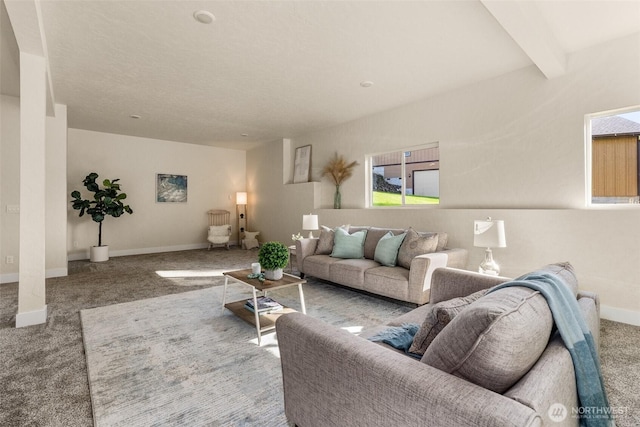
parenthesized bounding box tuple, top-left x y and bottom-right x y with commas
(207, 210, 231, 250)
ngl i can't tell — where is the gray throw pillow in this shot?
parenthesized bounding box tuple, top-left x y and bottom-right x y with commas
(422, 286, 553, 393)
(363, 227, 404, 260)
(314, 226, 335, 255)
(314, 225, 349, 255)
(397, 228, 438, 269)
(435, 232, 448, 251)
(409, 289, 487, 356)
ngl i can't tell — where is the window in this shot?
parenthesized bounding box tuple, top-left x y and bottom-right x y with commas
(588, 107, 640, 205)
(368, 143, 439, 207)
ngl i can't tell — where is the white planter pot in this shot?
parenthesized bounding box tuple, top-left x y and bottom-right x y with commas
(263, 268, 283, 281)
(90, 245, 109, 262)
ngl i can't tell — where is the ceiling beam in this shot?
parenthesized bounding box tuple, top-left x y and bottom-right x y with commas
(481, 0, 566, 79)
(4, 0, 55, 115)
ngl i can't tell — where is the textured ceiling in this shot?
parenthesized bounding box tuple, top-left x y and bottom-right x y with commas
(3, 1, 640, 150)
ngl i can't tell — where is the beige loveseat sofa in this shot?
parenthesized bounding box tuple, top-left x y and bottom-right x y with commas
(295, 226, 468, 305)
(277, 264, 601, 427)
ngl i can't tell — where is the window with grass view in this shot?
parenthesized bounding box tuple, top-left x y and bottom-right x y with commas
(369, 143, 439, 207)
(589, 108, 640, 205)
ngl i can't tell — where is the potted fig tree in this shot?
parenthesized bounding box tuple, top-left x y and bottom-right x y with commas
(70, 172, 133, 262)
(258, 241, 290, 280)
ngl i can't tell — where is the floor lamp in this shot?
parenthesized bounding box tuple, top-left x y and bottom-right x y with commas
(236, 192, 247, 246)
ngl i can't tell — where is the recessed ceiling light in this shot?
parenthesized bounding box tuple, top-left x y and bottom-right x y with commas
(129, 114, 141, 119)
(193, 10, 215, 24)
(360, 81, 374, 88)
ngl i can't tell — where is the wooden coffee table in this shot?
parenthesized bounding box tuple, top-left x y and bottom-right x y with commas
(222, 269, 306, 345)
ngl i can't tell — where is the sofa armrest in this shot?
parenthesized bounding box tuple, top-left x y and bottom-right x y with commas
(440, 247, 469, 269)
(505, 336, 578, 426)
(406, 248, 470, 304)
(430, 267, 511, 304)
(295, 238, 318, 273)
(505, 294, 600, 426)
(577, 290, 600, 315)
(407, 252, 449, 304)
(577, 292, 600, 351)
(276, 313, 541, 427)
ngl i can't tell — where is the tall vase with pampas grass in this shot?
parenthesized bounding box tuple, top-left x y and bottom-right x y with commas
(321, 152, 359, 209)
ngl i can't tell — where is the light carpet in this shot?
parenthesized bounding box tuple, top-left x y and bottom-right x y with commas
(80, 280, 412, 426)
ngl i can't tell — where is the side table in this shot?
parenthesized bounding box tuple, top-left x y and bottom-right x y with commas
(222, 269, 306, 345)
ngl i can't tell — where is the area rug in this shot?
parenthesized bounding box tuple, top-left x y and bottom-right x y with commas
(80, 281, 411, 426)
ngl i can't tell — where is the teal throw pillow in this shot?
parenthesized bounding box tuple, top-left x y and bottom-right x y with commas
(331, 228, 367, 259)
(374, 231, 407, 267)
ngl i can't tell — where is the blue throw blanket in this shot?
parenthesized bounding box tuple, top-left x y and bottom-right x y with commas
(488, 271, 614, 427)
(368, 323, 421, 359)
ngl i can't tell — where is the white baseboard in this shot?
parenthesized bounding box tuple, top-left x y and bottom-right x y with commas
(16, 305, 48, 327)
(0, 272, 19, 284)
(67, 243, 215, 261)
(601, 305, 640, 326)
(46, 268, 68, 279)
(0, 268, 69, 284)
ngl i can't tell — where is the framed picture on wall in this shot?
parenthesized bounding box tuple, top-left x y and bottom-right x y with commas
(156, 174, 188, 203)
(293, 145, 312, 183)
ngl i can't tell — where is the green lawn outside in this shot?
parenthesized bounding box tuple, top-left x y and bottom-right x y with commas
(373, 191, 439, 206)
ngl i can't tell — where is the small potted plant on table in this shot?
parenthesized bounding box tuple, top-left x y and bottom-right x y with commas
(258, 241, 290, 280)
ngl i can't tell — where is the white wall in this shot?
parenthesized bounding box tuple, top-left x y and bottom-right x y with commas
(67, 129, 246, 259)
(45, 104, 68, 277)
(0, 95, 20, 281)
(1, 95, 68, 284)
(248, 33, 640, 323)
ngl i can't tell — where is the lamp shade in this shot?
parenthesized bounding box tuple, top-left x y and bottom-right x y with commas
(236, 192, 247, 205)
(473, 219, 506, 248)
(302, 214, 319, 231)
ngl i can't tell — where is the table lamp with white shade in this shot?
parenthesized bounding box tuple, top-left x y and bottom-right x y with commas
(302, 214, 319, 238)
(473, 217, 506, 276)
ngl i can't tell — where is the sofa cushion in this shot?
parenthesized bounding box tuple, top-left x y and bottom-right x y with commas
(422, 286, 553, 393)
(303, 254, 342, 279)
(397, 228, 438, 269)
(374, 232, 407, 267)
(331, 228, 367, 259)
(363, 227, 406, 260)
(315, 225, 349, 255)
(409, 289, 487, 356)
(330, 259, 380, 289)
(364, 266, 410, 301)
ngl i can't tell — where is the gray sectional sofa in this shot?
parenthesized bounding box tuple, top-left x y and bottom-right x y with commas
(295, 225, 468, 305)
(277, 264, 601, 427)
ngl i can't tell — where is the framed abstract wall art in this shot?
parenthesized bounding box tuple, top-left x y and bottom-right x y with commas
(156, 174, 188, 203)
(293, 145, 312, 183)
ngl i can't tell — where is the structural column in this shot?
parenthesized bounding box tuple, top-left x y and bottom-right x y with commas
(16, 52, 47, 327)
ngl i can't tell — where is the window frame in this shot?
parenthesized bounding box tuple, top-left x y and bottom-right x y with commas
(585, 106, 640, 209)
(366, 142, 440, 208)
